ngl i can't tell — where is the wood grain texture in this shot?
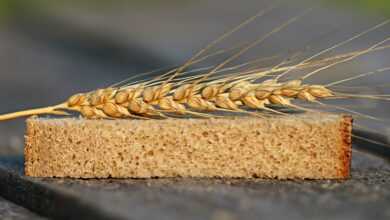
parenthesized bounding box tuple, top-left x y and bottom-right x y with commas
(0, 151, 390, 220)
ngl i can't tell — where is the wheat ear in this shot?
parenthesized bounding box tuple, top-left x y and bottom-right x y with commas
(0, 40, 389, 122)
(0, 69, 339, 120)
(1, 8, 390, 122)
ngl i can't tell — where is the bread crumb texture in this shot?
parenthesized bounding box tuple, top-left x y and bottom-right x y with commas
(24, 113, 352, 179)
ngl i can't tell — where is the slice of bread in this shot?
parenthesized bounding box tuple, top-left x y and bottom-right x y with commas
(24, 113, 352, 179)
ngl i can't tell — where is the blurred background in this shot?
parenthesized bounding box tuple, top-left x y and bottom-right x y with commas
(0, 0, 389, 154)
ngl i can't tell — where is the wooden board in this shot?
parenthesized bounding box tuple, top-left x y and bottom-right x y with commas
(0, 150, 388, 220)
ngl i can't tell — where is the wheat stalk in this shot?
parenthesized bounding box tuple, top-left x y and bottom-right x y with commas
(0, 8, 389, 123)
(0, 55, 383, 121)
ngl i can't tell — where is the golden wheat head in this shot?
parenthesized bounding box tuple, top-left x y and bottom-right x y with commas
(0, 7, 389, 125)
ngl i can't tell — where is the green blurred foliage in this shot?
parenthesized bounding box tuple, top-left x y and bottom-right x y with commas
(0, 0, 188, 22)
(0, 0, 389, 21)
(0, 0, 11, 20)
(329, 0, 390, 16)
(0, 0, 183, 13)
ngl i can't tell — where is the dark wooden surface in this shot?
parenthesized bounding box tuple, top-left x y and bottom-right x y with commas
(0, 150, 388, 220)
(0, 196, 46, 220)
(0, 1, 389, 219)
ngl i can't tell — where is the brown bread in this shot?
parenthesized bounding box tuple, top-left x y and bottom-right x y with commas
(24, 113, 352, 179)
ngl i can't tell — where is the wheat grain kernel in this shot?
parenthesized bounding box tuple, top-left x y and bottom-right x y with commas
(67, 94, 84, 107)
(281, 89, 299, 97)
(80, 106, 95, 118)
(103, 103, 122, 117)
(269, 95, 291, 105)
(115, 91, 129, 104)
(308, 86, 333, 98)
(297, 90, 316, 102)
(215, 95, 238, 110)
(173, 84, 192, 101)
(255, 90, 271, 100)
(201, 85, 220, 100)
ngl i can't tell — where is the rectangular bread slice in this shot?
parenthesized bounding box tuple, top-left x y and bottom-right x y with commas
(24, 113, 352, 179)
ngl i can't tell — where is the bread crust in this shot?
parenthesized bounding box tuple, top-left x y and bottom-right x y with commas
(24, 120, 33, 177)
(339, 115, 353, 178)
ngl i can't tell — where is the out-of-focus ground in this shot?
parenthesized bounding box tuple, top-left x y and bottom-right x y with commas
(0, 0, 389, 154)
(0, 196, 46, 220)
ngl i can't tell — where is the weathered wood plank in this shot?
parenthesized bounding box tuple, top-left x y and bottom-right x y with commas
(0, 196, 46, 220)
(0, 151, 389, 220)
